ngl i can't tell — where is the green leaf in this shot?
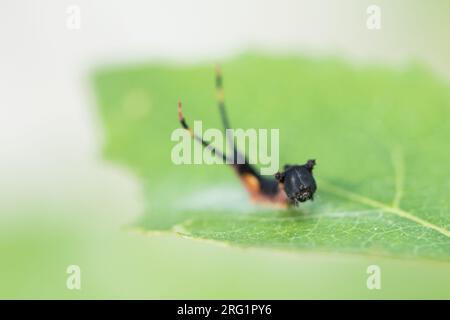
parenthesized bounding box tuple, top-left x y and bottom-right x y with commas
(93, 54, 450, 260)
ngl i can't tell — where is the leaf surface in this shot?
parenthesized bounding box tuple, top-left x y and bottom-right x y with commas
(93, 55, 450, 260)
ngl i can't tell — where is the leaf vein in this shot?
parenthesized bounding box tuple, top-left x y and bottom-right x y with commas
(319, 179, 450, 239)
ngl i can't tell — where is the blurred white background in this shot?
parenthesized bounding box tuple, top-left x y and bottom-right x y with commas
(1, 0, 449, 222)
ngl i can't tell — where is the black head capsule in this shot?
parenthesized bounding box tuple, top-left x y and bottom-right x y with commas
(275, 160, 317, 205)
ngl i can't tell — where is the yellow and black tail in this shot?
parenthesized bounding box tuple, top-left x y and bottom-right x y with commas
(177, 66, 281, 198)
(215, 64, 231, 130)
(177, 101, 228, 163)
